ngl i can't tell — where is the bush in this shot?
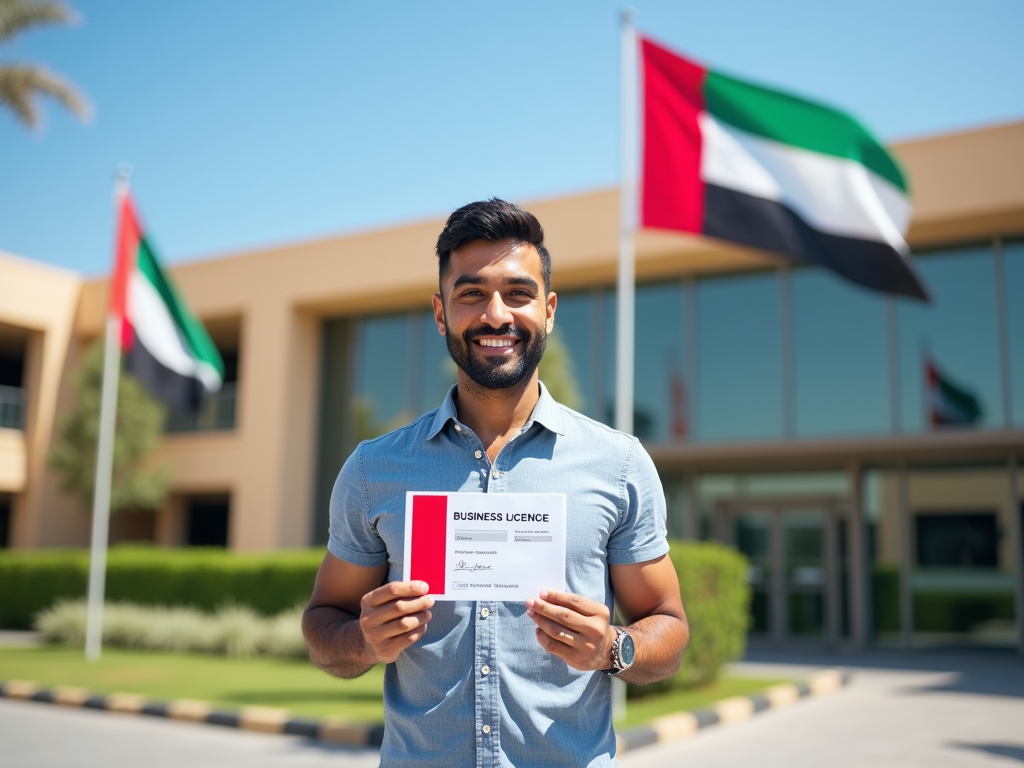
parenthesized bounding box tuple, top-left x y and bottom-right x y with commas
(668, 540, 750, 687)
(0, 546, 323, 629)
(628, 540, 749, 697)
(873, 565, 1014, 633)
(33, 599, 308, 658)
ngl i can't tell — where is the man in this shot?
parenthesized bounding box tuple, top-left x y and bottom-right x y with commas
(302, 198, 688, 767)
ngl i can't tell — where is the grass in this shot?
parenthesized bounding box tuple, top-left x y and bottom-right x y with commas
(0, 646, 790, 728)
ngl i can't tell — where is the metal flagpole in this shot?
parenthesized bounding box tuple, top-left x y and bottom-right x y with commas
(85, 168, 131, 661)
(612, 6, 638, 723)
(615, 7, 638, 437)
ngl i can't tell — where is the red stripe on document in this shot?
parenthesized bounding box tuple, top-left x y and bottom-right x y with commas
(410, 495, 447, 595)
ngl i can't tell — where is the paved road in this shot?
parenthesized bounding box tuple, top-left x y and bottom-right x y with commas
(0, 699, 380, 768)
(3, 651, 1021, 767)
(622, 651, 1024, 768)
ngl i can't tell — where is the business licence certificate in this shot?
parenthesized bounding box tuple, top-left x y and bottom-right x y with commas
(402, 492, 567, 601)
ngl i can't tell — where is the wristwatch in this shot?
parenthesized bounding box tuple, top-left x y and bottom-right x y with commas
(604, 626, 635, 676)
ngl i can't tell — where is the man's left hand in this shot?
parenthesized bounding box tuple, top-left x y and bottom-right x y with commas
(526, 589, 615, 671)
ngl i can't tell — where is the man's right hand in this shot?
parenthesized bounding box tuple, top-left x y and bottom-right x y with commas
(358, 580, 435, 664)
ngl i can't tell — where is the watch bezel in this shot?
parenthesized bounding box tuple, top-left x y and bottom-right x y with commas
(606, 626, 635, 675)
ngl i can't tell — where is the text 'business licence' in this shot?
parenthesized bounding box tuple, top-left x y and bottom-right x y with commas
(402, 492, 566, 601)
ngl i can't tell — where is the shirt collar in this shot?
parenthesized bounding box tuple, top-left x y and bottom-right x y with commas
(426, 380, 565, 440)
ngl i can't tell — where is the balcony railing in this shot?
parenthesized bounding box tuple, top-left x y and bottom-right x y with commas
(165, 382, 237, 433)
(0, 385, 25, 430)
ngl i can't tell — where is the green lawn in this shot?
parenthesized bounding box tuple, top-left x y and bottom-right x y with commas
(0, 646, 789, 728)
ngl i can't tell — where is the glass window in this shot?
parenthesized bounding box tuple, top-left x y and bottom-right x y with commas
(354, 314, 415, 441)
(416, 309, 456, 413)
(897, 246, 1003, 431)
(634, 282, 686, 441)
(1004, 240, 1024, 427)
(791, 268, 889, 436)
(546, 292, 593, 416)
(696, 270, 782, 441)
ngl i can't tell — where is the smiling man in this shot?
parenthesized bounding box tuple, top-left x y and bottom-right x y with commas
(302, 198, 688, 767)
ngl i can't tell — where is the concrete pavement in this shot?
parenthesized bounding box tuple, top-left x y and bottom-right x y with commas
(2, 650, 1021, 767)
(622, 650, 1024, 768)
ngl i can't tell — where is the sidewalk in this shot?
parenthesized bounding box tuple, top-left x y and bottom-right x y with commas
(621, 649, 1024, 767)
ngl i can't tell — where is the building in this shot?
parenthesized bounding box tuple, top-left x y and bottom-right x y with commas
(2, 121, 1022, 654)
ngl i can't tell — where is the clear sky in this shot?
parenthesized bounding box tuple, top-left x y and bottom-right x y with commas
(2, 0, 1022, 277)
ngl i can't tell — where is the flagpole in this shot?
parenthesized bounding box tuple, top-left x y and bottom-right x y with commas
(615, 7, 637, 437)
(85, 167, 131, 661)
(612, 6, 637, 724)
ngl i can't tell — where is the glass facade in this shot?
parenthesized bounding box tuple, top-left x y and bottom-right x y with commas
(864, 463, 1019, 650)
(313, 238, 1022, 650)
(1005, 240, 1024, 428)
(897, 246, 1004, 431)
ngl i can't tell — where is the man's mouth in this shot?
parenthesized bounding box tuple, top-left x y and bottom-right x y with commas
(476, 338, 516, 348)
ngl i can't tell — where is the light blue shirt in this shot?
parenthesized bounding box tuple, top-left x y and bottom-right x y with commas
(328, 382, 669, 768)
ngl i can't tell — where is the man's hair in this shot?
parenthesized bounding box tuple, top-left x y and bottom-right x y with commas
(435, 198, 552, 294)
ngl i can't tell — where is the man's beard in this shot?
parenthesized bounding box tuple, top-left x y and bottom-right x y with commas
(446, 322, 546, 390)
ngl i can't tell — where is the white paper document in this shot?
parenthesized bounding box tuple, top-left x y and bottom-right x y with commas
(402, 492, 567, 601)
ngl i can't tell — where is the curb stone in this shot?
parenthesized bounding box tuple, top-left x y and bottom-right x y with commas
(614, 668, 852, 754)
(0, 668, 849, 754)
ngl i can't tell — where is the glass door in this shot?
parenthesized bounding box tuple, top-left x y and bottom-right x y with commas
(784, 510, 827, 639)
(721, 500, 841, 648)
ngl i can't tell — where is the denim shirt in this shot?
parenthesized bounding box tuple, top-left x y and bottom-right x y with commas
(328, 383, 669, 768)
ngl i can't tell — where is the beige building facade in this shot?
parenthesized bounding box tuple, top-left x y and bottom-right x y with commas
(1, 120, 1022, 653)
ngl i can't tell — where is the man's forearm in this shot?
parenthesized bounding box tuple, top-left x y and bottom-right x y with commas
(301, 605, 379, 679)
(616, 611, 689, 686)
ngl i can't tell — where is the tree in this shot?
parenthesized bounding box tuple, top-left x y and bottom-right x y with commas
(49, 341, 170, 514)
(0, 0, 90, 131)
(538, 328, 583, 412)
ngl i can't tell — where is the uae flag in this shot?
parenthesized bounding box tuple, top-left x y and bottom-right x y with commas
(640, 36, 928, 301)
(110, 193, 223, 411)
(926, 358, 982, 426)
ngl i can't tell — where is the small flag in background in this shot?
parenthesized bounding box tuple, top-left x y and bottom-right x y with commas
(640, 36, 929, 301)
(926, 358, 982, 427)
(110, 194, 223, 411)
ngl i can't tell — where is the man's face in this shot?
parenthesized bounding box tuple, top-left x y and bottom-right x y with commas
(432, 238, 556, 391)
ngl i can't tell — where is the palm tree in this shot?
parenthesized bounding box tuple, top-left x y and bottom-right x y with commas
(0, 0, 90, 131)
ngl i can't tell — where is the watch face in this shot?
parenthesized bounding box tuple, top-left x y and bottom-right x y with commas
(619, 632, 636, 667)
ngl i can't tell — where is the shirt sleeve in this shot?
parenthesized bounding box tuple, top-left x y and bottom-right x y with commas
(606, 437, 670, 565)
(327, 444, 389, 567)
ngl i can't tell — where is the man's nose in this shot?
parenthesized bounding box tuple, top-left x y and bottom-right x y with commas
(481, 291, 514, 327)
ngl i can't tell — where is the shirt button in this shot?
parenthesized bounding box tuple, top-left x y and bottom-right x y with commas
(481, 665, 491, 676)
(491, 468, 500, 479)
(474, 450, 483, 459)
(480, 608, 490, 618)
(454, 424, 462, 432)
(482, 724, 491, 734)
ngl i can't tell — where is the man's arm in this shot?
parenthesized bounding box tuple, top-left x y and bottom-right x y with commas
(302, 551, 435, 679)
(526, 554, 688, 685)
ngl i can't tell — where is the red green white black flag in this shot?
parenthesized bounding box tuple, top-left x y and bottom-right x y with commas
(639, 36, 929, 301)
(110, 194, 223, 412)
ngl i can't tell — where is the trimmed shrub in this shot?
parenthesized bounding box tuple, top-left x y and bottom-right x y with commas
(0, 546, 323, 629)
(33, 599, 308, 658)
(667, 540, 750, 687)
(628, 540, 750, 696)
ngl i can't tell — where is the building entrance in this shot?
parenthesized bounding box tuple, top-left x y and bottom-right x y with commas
(714, 498, 845, 649)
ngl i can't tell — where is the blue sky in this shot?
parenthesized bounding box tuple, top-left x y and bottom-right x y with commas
(2, 0, 1022, 276)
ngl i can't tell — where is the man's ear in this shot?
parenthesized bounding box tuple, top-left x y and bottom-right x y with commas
(432, 293, 446, 335)
(545, 291, 557, 334)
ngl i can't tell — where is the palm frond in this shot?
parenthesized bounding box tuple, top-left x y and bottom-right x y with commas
(0, 62, 90, 130)
(0, 0, 77, 45)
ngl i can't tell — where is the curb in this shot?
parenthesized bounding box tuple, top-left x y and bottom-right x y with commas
(0, 679, 384, 748)
(1, 668, 850, 754)
(615, 668, 852, 754)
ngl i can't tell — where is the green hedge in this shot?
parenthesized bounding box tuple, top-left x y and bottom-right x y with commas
(0, 546, 323, 629)
(661, 539, 750, 689)
(2, 541, 751, 690)
(872, 566, 1014, 633)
